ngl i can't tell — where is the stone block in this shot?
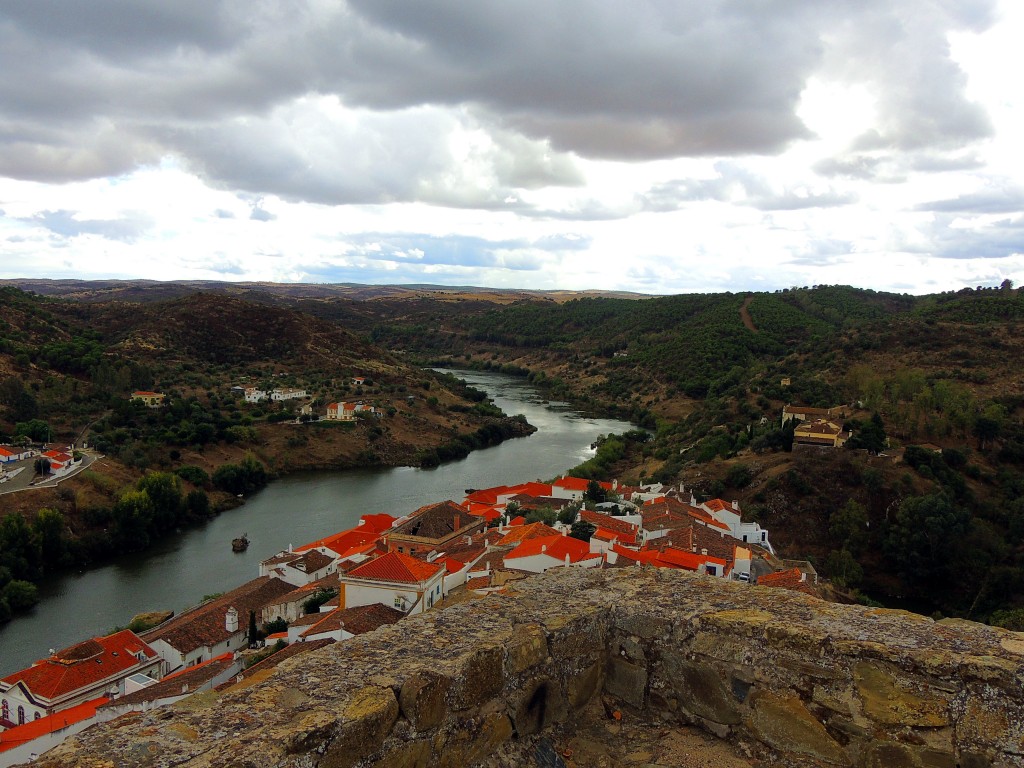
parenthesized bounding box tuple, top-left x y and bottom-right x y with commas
(566, 659, 604, 711)
(436, 713, 514, 768)
(659, 653, 741, 726)
(368, 738, 433, 768)
(744, 690, 849, 766)
(506, 623, 549, 675)
(321, 687, 400, 768)
(613, 611, 671, 640)
(958, 698, 1024, 756)
(399, 670, 452, 732)
(604, 656, 647, 709)
(510, 676, 568, 736)
(452, 645, 504, 710)
(854, 662, 951, 727)
(863, 742, 955, 768)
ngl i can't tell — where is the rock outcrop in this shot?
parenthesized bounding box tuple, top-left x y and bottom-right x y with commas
(32, 568, 1024, 767)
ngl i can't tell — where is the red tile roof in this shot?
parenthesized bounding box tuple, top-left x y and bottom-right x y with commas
(359, 513, 397, 533)
(0, 697, 108, 753)
(142, 577, 293, 655)
(391, 500, 482, 540)
(506, 535, 598, 564)
(758, 568, 815, 594)
(345, 551, 443, 584)
(579, 510, 638, 538)
(652, 547, 728, 572)
(301, 603, 404, 639)
(553, 476, 591, 492)
(2, 630, 157, 703)
(497, 522, 561, 546)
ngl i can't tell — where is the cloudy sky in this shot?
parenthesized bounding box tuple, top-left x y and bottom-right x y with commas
(1, 0, 1022, 295)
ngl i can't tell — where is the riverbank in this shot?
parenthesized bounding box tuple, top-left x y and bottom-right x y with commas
(0, 370, 635, 676)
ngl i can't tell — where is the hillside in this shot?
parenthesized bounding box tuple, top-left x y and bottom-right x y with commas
(0, 288, 534, 622)
(6, 280, 1024, 623)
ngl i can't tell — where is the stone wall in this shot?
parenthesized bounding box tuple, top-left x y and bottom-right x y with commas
(32, 568, 1024, 767)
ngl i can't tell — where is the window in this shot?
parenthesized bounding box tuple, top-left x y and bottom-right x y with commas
(394, 596, 403, 608)
(18, 705, 25, 725)
(761, 532, 766, 541)
(2, 699, 9, 721)
(34, 712, 41, 720)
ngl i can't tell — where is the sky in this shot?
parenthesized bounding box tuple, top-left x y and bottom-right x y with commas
(1, 1, 1023, 296)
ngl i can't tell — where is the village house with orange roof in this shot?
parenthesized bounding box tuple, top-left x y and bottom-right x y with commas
(385, 500, 486, 556)
(336, 551, 446, 614)
(130, 391, 165, 407)
(141, 576, 293, 674)
(258, 548, 337, 586)
(0, 630, 161, 729)
(0, 446, 32, 464)
(699, 498, 772, 552)
(781, 403, 847, 424)
(288, 603, 405, 644)
(0, 696, 108, 767)
(95, 652, 242, 725)
(793, 418, 851, 449)
(501, 534, 602, 574)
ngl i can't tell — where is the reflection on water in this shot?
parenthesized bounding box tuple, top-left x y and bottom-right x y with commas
(0, 370, 632, 675)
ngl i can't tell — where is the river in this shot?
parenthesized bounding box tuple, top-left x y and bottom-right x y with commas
(0, 370, 633, 676)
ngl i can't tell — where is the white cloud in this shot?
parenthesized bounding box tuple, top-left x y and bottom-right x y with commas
(0, 0, 1021, 294)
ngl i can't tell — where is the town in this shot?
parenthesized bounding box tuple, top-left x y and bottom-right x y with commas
(0, 472, 813, 765)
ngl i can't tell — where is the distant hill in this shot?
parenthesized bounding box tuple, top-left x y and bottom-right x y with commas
(0, 278, 650, 304)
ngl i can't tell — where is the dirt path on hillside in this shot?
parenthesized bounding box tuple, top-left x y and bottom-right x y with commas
(739, 295, 758, 332)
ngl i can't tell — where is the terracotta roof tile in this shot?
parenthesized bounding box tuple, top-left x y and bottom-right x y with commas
(0, 696, 108, 753)
(142, 577, 293, 655)
(345, 551, 443, 584)
(497, 522, 561, 546)
(2, 630, 158, 703)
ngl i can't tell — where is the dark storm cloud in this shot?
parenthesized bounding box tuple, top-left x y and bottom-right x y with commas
(0, 0, 999, 205)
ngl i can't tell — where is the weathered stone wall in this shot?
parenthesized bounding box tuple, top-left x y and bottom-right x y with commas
(32, 568, 1024, 767)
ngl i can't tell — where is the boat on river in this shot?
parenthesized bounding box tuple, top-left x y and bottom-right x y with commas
(231, 533, 249, 552)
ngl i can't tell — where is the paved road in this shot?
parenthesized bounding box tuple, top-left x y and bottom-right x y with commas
(0, 451, 98, 496)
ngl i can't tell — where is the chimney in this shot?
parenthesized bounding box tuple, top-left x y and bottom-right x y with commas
(225, 607, 238, 633)
(732, 500, 739, 511)
(612, 479, 618, 490)
(541, 544, 547, 553)
(701, 548, 708, 556)
(466, 535, 472, 545)
(565, 553, 571, 566)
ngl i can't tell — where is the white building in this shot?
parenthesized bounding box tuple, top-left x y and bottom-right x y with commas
(700, 500, 773, 552)
(336, 552, 445, 615)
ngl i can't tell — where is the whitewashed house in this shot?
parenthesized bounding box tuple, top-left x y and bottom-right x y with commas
(336, 552, 445, 615)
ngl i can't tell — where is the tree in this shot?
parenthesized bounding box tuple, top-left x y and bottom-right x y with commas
(34, 457, 51, 477)
(569, 520, 596, 542)
(137, 472, 184, 533)
(884, 493, 969, 589)
(584, 480, 607, 504)
(247, 610, 260, 647)
(973, 416, 1001, 452)
(829, 499, 869, 555)
(32, 508, 67, 568)
(556, 502, 581, 526)
(846, 412, 887, 453)
(15, 419, 51, 443)
(1, 579, 39, 612)
(824, 549, 863, 589)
